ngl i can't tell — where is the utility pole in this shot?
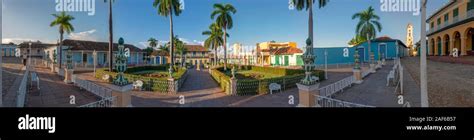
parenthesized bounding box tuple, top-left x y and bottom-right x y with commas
(420, 0, 429, 107)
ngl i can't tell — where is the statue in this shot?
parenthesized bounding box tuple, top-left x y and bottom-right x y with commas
(113, 38, 129, 86)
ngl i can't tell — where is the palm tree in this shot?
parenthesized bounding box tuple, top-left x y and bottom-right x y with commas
(202, 23, 227, 66)
(154, 0, 182, 76)
(348, 35, 367, 46)
(175, 38, 187, 67)
(292, 0, 329, 46)
(148, 38, 158, 49)
(352, 6, 382, 63)
(211, 3, 236, 71)
(50, 11, 75, 69)
(104, 0, 115, 72)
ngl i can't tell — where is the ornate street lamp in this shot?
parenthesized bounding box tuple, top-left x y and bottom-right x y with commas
(301, 38, 316, 85)
(113, 38, 129, 86)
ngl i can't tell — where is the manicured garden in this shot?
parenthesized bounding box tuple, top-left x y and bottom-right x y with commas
(95, 65, 187, 93)
(210, 65, 325, 96)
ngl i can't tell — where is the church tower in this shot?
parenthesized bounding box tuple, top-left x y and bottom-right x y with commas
(406, 23, 415, 56)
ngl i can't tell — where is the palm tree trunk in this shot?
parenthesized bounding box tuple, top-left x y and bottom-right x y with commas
(169, 10, 175, 75)
(223, 27, 227, 71)
(59, 32, 63, 69)
(108, 0, 113, 72)
(309, 1, 313, 44)
(214, 45, 218, 66)
(367, 33, 371, 64)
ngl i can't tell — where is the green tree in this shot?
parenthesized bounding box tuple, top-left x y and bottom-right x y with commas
(352, 6, 382, 63)
(148, 38, 158, 49)
(153, 0, 182, 76)
(348, 35, 367, 46)
(202, 23, 227, 66)
(50, 11, 75, 69)
(211, 3, 236, 71)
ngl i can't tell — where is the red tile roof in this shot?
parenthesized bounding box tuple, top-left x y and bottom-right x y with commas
(269, 47, 303, 55)
(62, 39, 143, 52)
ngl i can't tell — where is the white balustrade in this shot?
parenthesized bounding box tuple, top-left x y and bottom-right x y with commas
(316, 95, 374, 108)
(319, 75, 355, 97)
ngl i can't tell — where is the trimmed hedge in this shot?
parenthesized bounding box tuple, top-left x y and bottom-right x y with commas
(95, 65, 187, 93)
(212, 65, 326, 96)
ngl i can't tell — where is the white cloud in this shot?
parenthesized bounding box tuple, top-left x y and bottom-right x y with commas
(2, 38, 56, 44)
(69, 29, 98, 41)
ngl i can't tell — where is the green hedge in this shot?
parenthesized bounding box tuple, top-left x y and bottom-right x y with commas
(95, 65, 187, 93)
(213, 65, 326, 96)
(209, 67, 231, 95)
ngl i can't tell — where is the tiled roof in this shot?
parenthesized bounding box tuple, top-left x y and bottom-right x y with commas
(266, 47, 303, 55)
(18, 42, 55, 48)
(184, 45, 209, 52)
(62, 39, 143, 52)
(151, 50, 169, 56)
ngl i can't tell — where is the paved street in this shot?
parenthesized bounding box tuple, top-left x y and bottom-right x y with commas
(334, 61, 421, 107)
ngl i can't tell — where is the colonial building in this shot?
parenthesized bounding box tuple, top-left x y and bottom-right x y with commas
(1, 43, 18, 57)
(353, 36, 409, 62)
(427, 0, 474, 56)
(270, 47, 304, 66)
(44, 39, 145, 67)
(177, 45, 210, 66)
(256, 41, 297, 65)
(18, 41, 54, 58)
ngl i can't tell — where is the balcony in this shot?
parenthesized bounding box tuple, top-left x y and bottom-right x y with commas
(427, 10, 474, 35)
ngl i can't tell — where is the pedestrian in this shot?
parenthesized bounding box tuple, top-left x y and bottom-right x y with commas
(22, 52, 27, 66)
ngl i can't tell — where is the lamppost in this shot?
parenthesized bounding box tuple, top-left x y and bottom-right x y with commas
(324, 49, 328, 80)
(420, 0, 429, 107)
(93, 50, 97, 76)
(28, 41, 32, 69)
(300, 38, 316, 85)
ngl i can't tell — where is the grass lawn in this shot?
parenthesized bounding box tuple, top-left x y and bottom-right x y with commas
(224, 70, 281, 80)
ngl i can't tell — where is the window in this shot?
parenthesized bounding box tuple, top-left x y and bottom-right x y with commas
(468, 1, 474, 11)
(453, 8, 459, 17)
(437, 18, 441, 25)
(430, 22, 434, 29)
(444, 13, 449, 22)
(83, 53, 87, 63)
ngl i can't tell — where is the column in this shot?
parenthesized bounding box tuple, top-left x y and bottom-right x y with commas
(440, 39, 444, 56)
(427, 38, 432, 55)
(296, 83, 320, 107)
(461, 37, 467, 56)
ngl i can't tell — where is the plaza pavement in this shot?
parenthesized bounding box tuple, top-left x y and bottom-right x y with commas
(2, 57, 99, 107)
(333, 60, 421, 107)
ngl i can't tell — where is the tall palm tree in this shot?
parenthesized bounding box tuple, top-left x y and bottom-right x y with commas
(292, 0, 329, 46)
(50, 11, 75, 69)
(211, 3, 236, 71)
(153, 0, 182, 76)
(352, 6, 382, 63)
(148, 38, 158, 49)
(104, 0, 115, 72)
(202, 23, 227, 66)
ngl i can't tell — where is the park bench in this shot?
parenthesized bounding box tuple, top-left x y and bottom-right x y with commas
(311, 76, 320, 82)
(269, 83, 281, 95)
(133, 80, 143, 91)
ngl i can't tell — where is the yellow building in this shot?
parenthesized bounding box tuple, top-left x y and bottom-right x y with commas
(427, 0, 474, 56)
(256, 41, 297, 65)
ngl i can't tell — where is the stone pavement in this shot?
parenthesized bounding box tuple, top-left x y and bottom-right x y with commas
(2, 57, 25, 107)
(131, 68, 354, 107)
(333, 61, 421, 107)
(25, 66, 100, 107)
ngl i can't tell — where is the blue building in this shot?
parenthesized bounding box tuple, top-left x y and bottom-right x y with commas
(352, 36, 408, 62)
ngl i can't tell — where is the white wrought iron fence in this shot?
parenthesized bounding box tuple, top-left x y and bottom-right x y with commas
(316, 95, 375, 108)
(319, 75, 355, 97)
(16, 67, 30, 107)
(73, 75, 112, 98)
(79, 96, 116, 108)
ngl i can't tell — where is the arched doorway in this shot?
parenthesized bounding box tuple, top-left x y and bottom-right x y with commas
(453, 31, 461, 55)
(443, 34, 450, 56)
(436, 37, 442, 56)
(465, 28, 474, 55)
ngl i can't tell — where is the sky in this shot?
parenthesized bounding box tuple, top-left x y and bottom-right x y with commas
(2, 0, 449, 51)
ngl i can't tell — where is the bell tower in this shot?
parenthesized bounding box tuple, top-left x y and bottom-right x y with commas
(406, 23, 415, 56)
